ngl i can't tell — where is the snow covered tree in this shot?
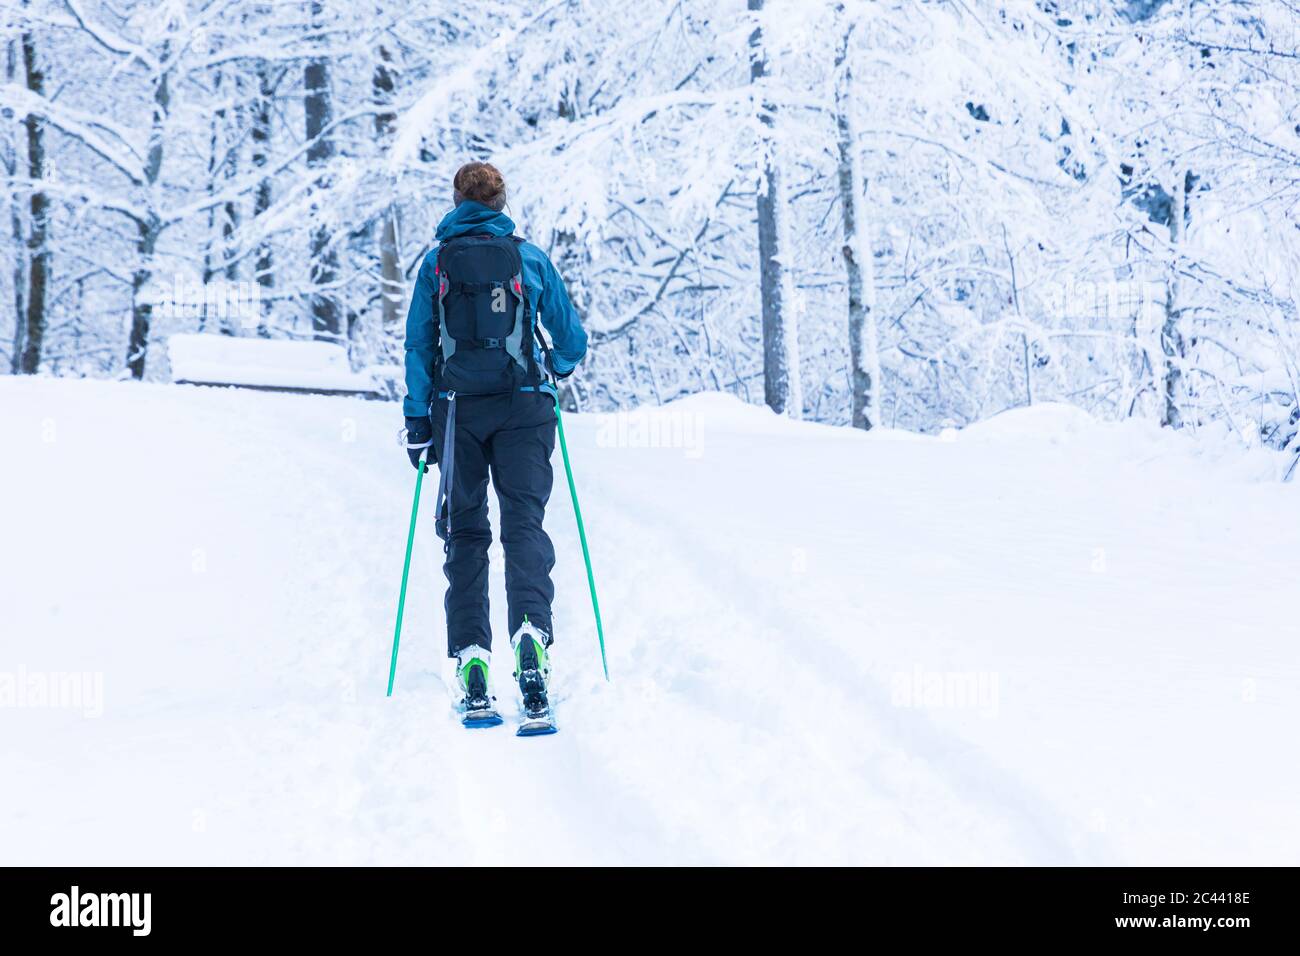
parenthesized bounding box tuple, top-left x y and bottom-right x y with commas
(833, 1, 878, 429)
(749, 0, 801, 417)
(303, 0, 339, 341)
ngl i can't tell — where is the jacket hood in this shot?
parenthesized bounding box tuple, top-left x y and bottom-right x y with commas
(435, 201, 516, 241)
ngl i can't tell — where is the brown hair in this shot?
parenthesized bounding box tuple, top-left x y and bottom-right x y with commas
(453, 162, 507, 211)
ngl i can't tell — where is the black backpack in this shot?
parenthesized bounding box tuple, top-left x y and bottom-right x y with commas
(433, 234, 541, 395)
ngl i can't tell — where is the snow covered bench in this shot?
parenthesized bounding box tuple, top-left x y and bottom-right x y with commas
(167, 333, 380, 398)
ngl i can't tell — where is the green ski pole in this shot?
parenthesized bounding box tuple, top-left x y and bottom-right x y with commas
(553, 399, 609, 681)
(387, 455, 427, 696)
(533, 324, 609, 681)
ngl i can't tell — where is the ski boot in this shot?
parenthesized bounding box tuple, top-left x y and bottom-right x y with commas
(511, 618, 556, 736)
(455, 645, 502, 727)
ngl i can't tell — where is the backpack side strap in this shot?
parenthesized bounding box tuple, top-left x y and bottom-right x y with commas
(434, 246, 455, 362)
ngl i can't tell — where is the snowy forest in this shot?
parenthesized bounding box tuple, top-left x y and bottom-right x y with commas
(4, 0, 1300, 454)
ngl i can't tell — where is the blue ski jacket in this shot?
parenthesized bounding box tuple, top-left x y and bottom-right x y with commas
(403, 201, 588, 417)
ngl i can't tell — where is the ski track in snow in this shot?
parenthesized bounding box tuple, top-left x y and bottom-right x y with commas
(1, 379, 1297, 864)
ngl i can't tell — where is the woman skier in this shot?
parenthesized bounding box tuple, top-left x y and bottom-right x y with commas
(401, 162, 587, 731)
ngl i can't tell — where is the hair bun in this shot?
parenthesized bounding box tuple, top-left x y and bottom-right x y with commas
(453, 162, 507, 211)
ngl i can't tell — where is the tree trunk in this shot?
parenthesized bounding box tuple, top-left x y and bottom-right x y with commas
(201, 69, 223, 333)
(222, 192, 240, 334)
(201, 68, 241, 336)
(127, 217, 160, 379)
(833, 13, 879, 430)
(748, 0, 799, 418)
(6, 39, 26, 373)
(9, 188, 24, 374)
(221, 91, 241, 336)
(19, 25, 49, 375)
(1161, 171, 1186, 428)
(305, 1, 339, 341)
(252, 60, 274, 336)
(126, 61, 169, 379)
(374, 45, 403, 332)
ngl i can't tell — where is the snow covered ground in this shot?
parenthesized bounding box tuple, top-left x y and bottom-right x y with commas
(1, 376, 1296, 865)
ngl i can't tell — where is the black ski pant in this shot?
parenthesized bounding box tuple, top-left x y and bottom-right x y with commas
(431, 390, 557, 658)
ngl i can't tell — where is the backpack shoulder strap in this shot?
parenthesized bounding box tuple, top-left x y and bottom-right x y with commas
(500, 238, 530, 374)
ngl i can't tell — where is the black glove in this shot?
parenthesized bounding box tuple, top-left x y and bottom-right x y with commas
(404, 416, 433, 472)
(542, 352, 573, 381)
